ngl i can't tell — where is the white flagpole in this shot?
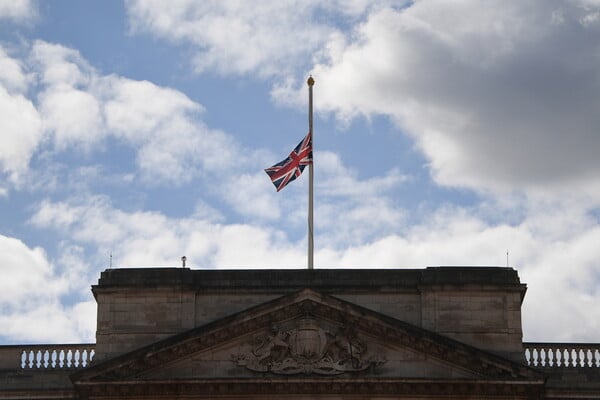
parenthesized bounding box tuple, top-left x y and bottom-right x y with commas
(307, 76, 315, 270)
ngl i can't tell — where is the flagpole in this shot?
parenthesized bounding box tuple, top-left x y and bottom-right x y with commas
(307, 76, 315, 270)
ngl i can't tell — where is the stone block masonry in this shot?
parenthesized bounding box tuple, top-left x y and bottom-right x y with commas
(92, 267, 526, 362)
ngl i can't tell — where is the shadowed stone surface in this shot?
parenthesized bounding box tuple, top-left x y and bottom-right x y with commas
(1, 267, 598, 399)
(93, 267, 527, 363)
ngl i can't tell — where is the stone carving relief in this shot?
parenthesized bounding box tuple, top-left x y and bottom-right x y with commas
(232, 317, 386, 375)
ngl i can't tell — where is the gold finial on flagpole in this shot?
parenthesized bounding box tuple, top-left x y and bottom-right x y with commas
(307, 75, 315, 86)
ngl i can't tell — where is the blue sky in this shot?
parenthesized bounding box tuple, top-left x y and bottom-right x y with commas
(1, 0, 600, 344)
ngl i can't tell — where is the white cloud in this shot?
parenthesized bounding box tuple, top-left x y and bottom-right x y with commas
(272, 1, 600, 196)
(2, 1, 599, 346)
(0, 40, 254, 188)
(3, 39, 289, 221)
(0, 46, 43, 182)
(39, 87, 103, 150)
(0, 86, 43, 182)
(101, 76, 241, 182)
(103, 78, 201, 137)
(0, 234, 95, 343)
(125, 0, 381, 77)
(317, 198, 405, 247)
(125, 0, 600, 196)
(220, 172, 282, 221)
(317, 203, 600, 342)
(0, 0, 36, 22)
(315, 151, 408, 246)
(0, 46, 29, 93)
(30, 41, 93, 88)
(0, 301, 96, 343)
(0, 235, 59, 306)
(317, 151, 407, 197)
(29, 195, 304, 268)
(27, 193, 600, 342)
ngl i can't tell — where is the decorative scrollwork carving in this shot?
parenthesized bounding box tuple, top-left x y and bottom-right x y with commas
(233, 318, 385, 375)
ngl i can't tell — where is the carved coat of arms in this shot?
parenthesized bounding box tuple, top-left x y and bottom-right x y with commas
(233, 318, 385, 375)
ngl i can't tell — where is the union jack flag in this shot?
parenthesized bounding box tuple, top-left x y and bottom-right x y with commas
(265, 132, 312, 192)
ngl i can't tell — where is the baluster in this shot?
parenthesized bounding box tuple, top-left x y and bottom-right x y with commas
(562, 348, 569, 367)
(87, 349, 92, 366)
(74, 349, 80, 367)
(551, 346, 559, 367)
(36, 350, 42, 368)
(14, 346, 94, 370)
(66, 349, 73, 368)
(82, 350, 88, 367)
(572, 348, 579, 367)
(582, 349, 590, 367)
(542, 348, 548, 367)
(12, 347, 104, 369)
(522, 344, 600, 368)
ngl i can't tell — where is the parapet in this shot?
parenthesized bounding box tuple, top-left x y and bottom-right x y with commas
(93, 267, 526, 361)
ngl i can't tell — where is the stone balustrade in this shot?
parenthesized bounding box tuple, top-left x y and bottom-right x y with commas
(524, 342, 600, 368)
(0, 344, 95, 370)
(3, 342, 600, 371)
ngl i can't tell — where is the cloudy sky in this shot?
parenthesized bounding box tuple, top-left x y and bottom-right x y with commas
(1, 0, 600, 345)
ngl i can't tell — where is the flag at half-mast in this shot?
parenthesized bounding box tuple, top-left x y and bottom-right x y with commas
(264, 131, 312, 192)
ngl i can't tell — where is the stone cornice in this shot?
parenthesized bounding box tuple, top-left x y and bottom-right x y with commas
(75, 378, 545, 399)
(94, 267, 524, 291)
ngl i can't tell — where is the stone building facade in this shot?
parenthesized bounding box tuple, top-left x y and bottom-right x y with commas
(1, 267, 599, 399)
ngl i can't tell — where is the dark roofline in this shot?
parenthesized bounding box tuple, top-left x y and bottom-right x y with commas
(94, 266, 524, 292)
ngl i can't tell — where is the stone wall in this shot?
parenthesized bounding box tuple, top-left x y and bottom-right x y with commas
(93, 267, 526, 362)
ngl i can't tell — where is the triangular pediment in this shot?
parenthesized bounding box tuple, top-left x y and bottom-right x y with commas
(72, 289, 544, 398)
(74, 289, 539, 382)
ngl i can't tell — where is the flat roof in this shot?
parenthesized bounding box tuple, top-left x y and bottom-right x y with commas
(94, 267, 524, 291)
